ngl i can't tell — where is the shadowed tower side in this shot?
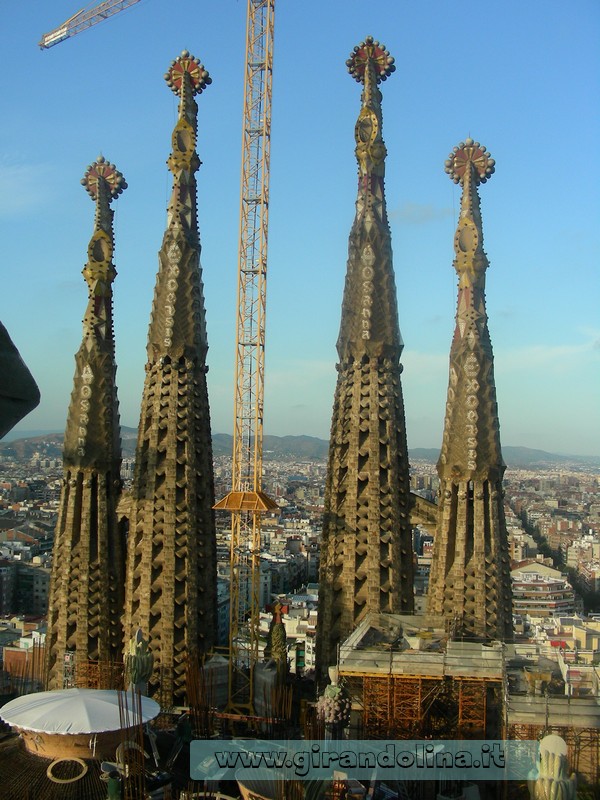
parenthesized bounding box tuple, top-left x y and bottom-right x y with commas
(123, 52, 217, 706)
(427, 139, 512, 640)
(316, 37, 414, 678)
(46, 158, 127, 689)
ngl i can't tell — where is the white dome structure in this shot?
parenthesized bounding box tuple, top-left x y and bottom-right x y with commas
(1, 688, 159, 735)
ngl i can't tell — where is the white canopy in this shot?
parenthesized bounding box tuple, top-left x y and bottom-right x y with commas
(0, 688, 160, 734)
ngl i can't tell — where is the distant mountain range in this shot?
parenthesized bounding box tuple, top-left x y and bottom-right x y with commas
(1, 429, 599, 469)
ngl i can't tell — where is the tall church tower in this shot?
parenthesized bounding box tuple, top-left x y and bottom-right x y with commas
(316, 38, 413, 677)
(123, 52, 217, 705)
(427, 139, 512, 640)
(46, 158, 127, 689)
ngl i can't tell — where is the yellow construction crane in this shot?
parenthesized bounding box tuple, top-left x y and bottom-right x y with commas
(39, 0, 143, 48)
(214, 0, 277, 715)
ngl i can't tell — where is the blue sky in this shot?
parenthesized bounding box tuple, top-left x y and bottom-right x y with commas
(1, 0, 598, 456)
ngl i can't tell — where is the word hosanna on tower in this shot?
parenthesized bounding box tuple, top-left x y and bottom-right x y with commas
(45, 39, 513, 713)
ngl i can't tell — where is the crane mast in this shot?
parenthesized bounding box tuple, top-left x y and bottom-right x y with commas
(39, 0, 142, 48)
(214, 0, 277, 715)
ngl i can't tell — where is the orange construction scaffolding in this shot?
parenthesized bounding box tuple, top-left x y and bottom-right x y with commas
(344, 672, 503, 741)
(508, 721, 600, 788)
(73, 658, 124, 690)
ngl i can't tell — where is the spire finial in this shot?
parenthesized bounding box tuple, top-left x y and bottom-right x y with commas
(81, 157, 127, 200)
(164, 50, 211, 96)
(444, 138, 495, 186)
(80, 158, 126, 296)
(164, 52, 208, 219)
(346, 36, 395, 83)
(348, 37, 393, 182)
(445, 138, 493, 284)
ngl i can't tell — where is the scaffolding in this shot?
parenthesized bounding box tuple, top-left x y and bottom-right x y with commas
(351, 673, 502, 740)
(73, 658, 124, 690)
(336, 614, 507, 741)
(506, 688, 600, 788)
(508, 721, 600, 787)
(456, 677, 488, 737)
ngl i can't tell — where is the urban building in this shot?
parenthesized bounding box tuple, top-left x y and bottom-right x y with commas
(14, 563, 50, 617)
(511, 563, 577, 618)
(0, 560, 16, 614)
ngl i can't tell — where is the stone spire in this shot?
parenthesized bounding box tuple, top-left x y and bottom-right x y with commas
(123, 52, 217, 706)
(316, 37, 413, 678)
(46, 158, 126, 689)
(427, 138, 512, 640)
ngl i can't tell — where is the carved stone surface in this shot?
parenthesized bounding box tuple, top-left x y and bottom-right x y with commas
(316, 38, 413, 679)
(427, 139, 513, 641)
(46, 159, 127, 689)
(123, 52, 217, 706)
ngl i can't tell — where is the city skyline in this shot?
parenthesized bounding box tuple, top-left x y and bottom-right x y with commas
(1, 0, 599, 456)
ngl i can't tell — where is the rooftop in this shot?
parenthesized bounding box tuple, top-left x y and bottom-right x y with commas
(338, 612, 506, 681)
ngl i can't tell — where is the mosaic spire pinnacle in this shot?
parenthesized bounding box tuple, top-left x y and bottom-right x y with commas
(316, 38, 413, 680)
(144, 51, 212, 364)
(440, 139, 502, 479)
(74, 157, 125, 383)
(123, 52, 217, 707)
(164, 50, 210, 240)
(347, 35, 395, 180)
(337, 37, 401, 361)
(46, 159, 126, 688)
(427, 139, 512, 641)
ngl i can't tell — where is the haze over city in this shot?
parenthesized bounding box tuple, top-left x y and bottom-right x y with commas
(1, 0, 598, 455)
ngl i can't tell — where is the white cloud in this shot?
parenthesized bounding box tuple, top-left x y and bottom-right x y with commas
(266, 358, 334, 390)
(389, 202, 453, 225)
(0, 162, 54, 216)
(402, 350, 448, 383)
(496, 331, 600, 374)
